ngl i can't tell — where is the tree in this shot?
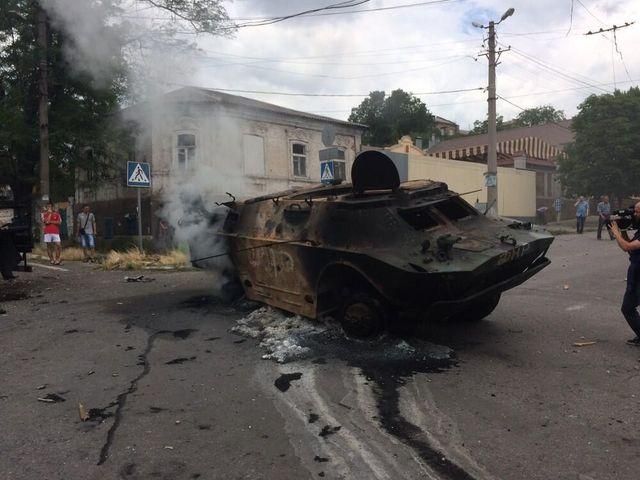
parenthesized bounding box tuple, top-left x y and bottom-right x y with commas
(349, 89, 435, 147)
(470, 115, 504, 134)
(557, 88, 640, 202)
(0, 0, 231, 200)
(513, 105, 565, 127)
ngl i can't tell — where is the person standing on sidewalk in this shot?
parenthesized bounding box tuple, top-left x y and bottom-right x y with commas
(43, 202, 62, 265)
(76, 205, 97, 262)
(553, 197, 563, 223)
(609, 202, 640, 346)
(574, 196, 589, 234)
(596, 195, 614, 240)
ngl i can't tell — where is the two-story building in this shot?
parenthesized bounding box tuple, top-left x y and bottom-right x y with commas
(76, 87, 367, 237)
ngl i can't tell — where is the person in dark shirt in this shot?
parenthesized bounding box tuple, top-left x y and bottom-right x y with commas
(609, 201, 640, 345)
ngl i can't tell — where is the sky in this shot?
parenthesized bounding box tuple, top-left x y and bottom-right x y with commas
(136, 0, 639, 131)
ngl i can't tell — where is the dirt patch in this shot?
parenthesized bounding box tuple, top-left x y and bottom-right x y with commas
(0, 280, 33, 302)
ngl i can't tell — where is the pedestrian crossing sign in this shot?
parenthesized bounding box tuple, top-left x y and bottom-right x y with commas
(127, 161, 151, 188)
(320, 161, 334, 183)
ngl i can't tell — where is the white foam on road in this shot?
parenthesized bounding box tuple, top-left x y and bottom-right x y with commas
(231, 306, 329, 363)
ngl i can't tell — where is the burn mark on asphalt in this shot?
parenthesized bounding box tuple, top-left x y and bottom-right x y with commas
(314, 455, 330, 463)
(205, 336, 221, 341)
(181, 295, 219, 309)
(308, 413, 319, 424)
(358, 355, 478, 480)
(257, 326, 474, 479)
(149, 406, 166, 414)
(165, 356, 197, 365)
(64, 329, 79, 334)
(275, 372, 302, 392)
(233, 338, 247, 344)
(120, 462, 136, 477)
(198, 424, 211, 430)
(319, 425, 341, 438)
(87, 406, 115, 422)
(173, 329, 198, 339)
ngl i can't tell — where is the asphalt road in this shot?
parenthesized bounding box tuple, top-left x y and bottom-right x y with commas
(1, 233, 639, 480)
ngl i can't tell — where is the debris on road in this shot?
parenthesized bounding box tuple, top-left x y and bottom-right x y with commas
(319, 425, 341, 438)
(78, 402, 89, 421)
(37, 393, 66, 403)
(36, 384, 46, 390)
(274, 372, 303, 392)
(231, 306, 323, 363)
(573, 341, 597, 347)
(165, 356, 196, 365)
(563, 284, 570, 290)
(124, 275, 155, 283)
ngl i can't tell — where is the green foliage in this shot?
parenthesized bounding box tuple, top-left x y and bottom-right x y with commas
(471, 115, 504, 134)
(348, 90, 435, 146)
(0, 0, 230, 200)
(558, 88, 640, 200)
(470, 105, 565, 134)
(513, 105, 565, 127)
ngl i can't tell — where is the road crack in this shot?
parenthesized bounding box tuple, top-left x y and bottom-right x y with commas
(97, 330, 161, 465)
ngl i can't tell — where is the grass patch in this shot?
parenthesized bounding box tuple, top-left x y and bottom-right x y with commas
(33, 243, 188, 269)
(32, 245, 86, 261)
(102, 248, 188, 270)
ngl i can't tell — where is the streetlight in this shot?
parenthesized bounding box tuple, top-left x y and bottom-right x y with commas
(473, 7, 515, 216)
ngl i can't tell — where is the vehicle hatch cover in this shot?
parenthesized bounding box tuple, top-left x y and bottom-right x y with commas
(351, 151, 400, 194)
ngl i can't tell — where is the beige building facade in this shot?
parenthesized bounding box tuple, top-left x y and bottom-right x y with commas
(76, 88, 366, 236)
(384, 136, 537, 218)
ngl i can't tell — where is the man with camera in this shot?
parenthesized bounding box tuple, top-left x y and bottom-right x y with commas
(609, 201, 640, 346)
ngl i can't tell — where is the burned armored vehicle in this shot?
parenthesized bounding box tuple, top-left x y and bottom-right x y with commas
(221, 151, 553, 336)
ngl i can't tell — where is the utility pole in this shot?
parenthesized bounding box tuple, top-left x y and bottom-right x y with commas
(37, 6, 50, 205)
(473, 7, 514, 217)
(486, 20, 498, 216)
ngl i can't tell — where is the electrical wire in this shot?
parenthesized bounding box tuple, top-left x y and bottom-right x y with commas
(502, 43, 611, 94)
(162, 84, 486, 97)
(496, 94, 572, 132)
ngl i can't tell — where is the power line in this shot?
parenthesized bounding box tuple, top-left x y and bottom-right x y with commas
(163, 83, 486, 97)
(496, 94, 573, 132)
(233, 0, 371, 28)
(503, 44, 611, 94)
(123, 0, 463, 28)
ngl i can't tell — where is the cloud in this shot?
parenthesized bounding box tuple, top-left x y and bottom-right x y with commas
(156, 0, 639, 129)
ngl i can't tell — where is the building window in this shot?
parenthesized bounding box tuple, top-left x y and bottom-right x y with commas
(291, 142, 307, 177)
(243, 134, 265, 176)
(176, 133, 196, 171)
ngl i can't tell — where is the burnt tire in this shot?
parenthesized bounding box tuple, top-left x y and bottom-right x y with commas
(339, 293, 387, 338)
(455, 293, 501, 322)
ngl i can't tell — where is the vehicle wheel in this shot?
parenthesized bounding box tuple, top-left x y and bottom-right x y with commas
(456, 293, 501, 322)
(339, 293, 387, 338)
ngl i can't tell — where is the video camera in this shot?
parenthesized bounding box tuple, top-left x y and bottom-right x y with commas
(607, 207, 638, 230)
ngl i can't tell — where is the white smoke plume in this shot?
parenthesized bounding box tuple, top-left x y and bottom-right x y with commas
(40, 0, 253, 293)
(41, 0, 126, 87)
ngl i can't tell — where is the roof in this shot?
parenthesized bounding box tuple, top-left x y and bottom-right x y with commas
(434, 116, 458, 126)
(164, 87, 367, 130)
(426, 120, 574, 153)
(456, 151, 556, 170)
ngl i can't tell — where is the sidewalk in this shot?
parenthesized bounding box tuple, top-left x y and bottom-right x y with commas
(544, 215, 601, 235)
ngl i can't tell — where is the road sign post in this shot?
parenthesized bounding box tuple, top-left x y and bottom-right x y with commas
(126, 161, 151, 251)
